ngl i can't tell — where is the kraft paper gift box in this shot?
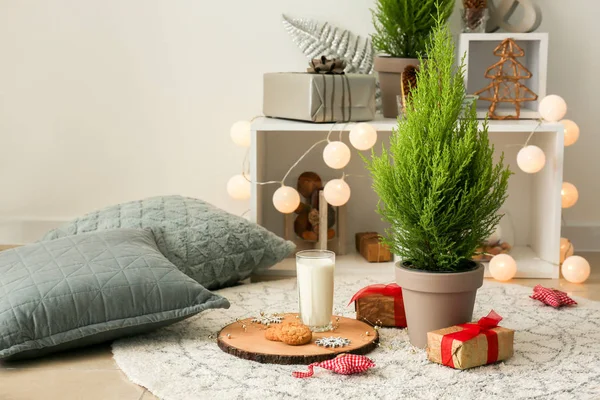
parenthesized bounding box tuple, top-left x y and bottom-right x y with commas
(426, 310, 514, 370)
(263, 73, 376, 123)
(355, 232, 392, 263)
(349, 283, 406, 328)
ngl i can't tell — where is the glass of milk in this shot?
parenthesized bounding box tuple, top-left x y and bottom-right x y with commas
(296, 250, 335, 332)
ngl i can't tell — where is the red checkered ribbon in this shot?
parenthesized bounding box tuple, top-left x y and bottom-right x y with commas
(292, 354, 375, 378)
(530, 285, 577, 308)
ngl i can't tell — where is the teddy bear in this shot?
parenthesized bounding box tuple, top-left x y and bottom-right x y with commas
(293, 171, 336, 242)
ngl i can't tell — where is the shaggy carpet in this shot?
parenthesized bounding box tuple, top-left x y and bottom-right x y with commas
(112, 277, 600, 400)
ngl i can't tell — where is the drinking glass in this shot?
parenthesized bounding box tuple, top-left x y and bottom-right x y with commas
(296, 250, 335, 332)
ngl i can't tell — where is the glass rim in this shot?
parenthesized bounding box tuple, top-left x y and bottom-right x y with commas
(296, 249, 335, 259)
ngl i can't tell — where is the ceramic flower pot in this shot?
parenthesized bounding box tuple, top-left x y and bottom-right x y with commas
(395, 261, 484, 348)
(374, 56, 419, 118)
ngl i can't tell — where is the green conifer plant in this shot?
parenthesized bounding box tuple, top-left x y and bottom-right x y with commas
(371, 0, 455, 58)
(364, 16, 512, 273)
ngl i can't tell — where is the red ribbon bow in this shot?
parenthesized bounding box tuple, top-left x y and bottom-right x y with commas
(441, 310, 503, 368)
(348, 283, 405, 327)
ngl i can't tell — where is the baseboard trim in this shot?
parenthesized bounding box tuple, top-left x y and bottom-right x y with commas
(561, 224, 600, 252)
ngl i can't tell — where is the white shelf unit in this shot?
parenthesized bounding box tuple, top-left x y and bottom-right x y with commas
(458, 33, 548, 119)
(250, 117, 564, 279)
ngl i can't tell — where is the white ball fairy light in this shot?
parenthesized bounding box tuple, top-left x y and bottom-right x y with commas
(230, 120, 252, 148)
(323, 141, 351, 169)
(323, 179, 351, 206)
(560, 119, 580, 147)
(538, 95, 567, 122)
(561, 182, 579, 208)
(227, 174, 251, 200)
(562, 255, 590, 283)
(272, 186, 301, 214)
(559, 237, 574, 264)
(489, 254, 517, 281)
(517, 145, 546, 174)
(349, 123, 377, 150)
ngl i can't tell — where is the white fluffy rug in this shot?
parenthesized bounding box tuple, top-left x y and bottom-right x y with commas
(112, 276, 600, 400)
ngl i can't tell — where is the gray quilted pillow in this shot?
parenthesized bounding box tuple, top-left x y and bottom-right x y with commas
(0, 229, 230, 360)
(41, 196, 295, 289)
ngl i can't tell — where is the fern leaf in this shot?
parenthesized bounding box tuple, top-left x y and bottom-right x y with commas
(282, 14, 379, 109)
(282, 14, 374, 75)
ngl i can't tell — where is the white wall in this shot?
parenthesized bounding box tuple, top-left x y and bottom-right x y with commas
(535, 2, 600, 250)
(0, 1, 598, 246)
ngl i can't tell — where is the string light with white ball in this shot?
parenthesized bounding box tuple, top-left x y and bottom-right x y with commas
(561, 119, 579, 147)
(561, 255, 591, 284)
(489, 253, 517, 281)
(272, 185, 301, 214)
(323, 141, 351, 169)
(561, 182, 579, 209)
(230, 120, 252, 148)
(488, 94, 589, 283)
(226, 174, 251, 200)
(516, 145, 545, 174)
(349, 123, 378, 151)
(323, 176, 351, 207)
(226, 119, 378, 214)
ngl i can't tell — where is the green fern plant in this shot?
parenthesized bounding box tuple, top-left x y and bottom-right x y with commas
(371, 0, 455, 58)
(364, 16, 512, 272)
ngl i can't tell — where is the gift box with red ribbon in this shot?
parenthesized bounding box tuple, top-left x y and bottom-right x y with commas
(426, 310, 514, 370)
(348, 283, 406, 328)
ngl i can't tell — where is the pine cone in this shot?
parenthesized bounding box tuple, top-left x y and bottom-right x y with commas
(463, 1, 487, 32)
(402, 65, 419, 99)
(463, 0, 486, 9)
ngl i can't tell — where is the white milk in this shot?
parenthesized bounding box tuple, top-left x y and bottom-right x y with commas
(296, 257, 335, 330)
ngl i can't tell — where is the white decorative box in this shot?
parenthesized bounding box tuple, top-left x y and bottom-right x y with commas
(458, 33, 548, 119)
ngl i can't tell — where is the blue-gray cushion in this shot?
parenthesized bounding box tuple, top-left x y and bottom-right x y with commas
(41, 196, 295, 289)
(0, 229, 229, 360)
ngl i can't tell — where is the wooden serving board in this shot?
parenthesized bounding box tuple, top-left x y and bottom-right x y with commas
(217, 313, 379, 365)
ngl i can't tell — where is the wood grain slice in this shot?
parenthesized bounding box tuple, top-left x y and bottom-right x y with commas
(217, 313, 379, 365)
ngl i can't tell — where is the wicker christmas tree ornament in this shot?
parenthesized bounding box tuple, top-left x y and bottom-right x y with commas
(474, 38, 538, 120)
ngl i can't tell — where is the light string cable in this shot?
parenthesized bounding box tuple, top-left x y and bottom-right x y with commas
(501, 118, 563, 265)
(523, 118, 543, 147)
(504, 118, 543, 148)
(243, 122, 341, 187)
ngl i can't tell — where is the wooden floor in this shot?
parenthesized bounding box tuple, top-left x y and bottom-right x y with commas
(1, 252, 599, 400)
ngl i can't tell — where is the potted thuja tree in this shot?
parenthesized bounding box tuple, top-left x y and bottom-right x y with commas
(364, 17, 511, 348)
(371, 0, 454, 118)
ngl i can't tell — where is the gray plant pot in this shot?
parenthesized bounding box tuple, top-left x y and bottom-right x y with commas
(374, 56, 419, 118)
(395, 261, 484, 348)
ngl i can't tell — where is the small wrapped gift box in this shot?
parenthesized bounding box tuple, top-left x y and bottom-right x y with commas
(263, 72, 376, 123)
(355, 232, 392, 262)
(349, 283, 406, 328)
(427, 310, 514, 370)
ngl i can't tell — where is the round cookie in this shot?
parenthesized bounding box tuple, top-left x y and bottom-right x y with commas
(264, 325, 282, 342)
(279, 322, 312, 346)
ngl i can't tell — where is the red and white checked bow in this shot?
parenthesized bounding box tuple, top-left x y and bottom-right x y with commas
(292, 354, 375, 378)
(530, 285, 577, 308)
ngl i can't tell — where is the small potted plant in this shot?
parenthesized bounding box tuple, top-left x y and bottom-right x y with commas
(364, 16, 511, 348)
(371, 0, 455, 118)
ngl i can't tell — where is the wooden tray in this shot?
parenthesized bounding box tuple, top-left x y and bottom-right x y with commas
(217, 313, 379, 365)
